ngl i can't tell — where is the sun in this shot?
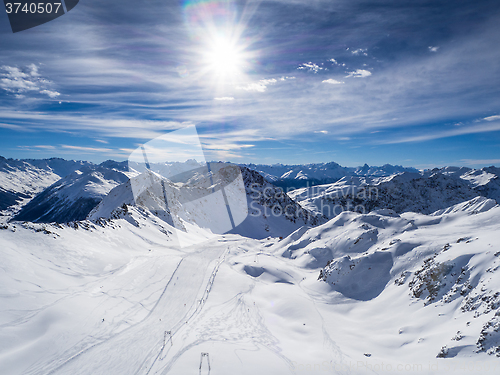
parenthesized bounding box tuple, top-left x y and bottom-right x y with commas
(205, 35, 244, 82)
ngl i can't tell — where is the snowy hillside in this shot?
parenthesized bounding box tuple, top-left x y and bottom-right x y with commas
(0, 157, 89, 221)
(89, 165, 326, 240)
(0, 157, 124, 222)
(280, 197, 500, 363)
(1, 195, 499, 374)
(289, 169, 500, 219)
(2, 156, 500, 374)
(13, 165, 130, 223)
(232, 167, 327, 238)
(463, 167, 500, 203)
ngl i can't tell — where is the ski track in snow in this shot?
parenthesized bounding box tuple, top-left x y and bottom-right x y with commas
(35, 243, 226, 375)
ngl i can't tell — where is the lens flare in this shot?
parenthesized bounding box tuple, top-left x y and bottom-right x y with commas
(205, 35, 243, 78)
(181, 0, 256, 87)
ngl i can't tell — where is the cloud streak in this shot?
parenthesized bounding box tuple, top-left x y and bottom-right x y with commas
(382, 121, 500, 144)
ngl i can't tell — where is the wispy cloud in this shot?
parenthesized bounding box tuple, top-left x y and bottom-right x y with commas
(39, 90, 60, 98)
(61, 145, 113, 152)
(17, 144, 135, 160)
(382, 121, 500, 144)
(17, 145, 56, 150)
(237, 78, 277, 92)
(322, 79, 344, 84)
(0, 122, 29, 131)
(351, 48, 368, 56)
(461, 159, 500, 165)
(346, 69, 372, 78)
(329, 58, 345, 67)
(297, 62, 323, 73)
(214, 97, 235, 101)
(429, 46, 440, 52)
(461, 159, 500, 166)
(0, 108, 191, 140)
(484, 115, 500, 121)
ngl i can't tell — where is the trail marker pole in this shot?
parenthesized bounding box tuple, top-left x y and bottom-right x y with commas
(199, 352, 211, 373)
(164, 331, 173, 347)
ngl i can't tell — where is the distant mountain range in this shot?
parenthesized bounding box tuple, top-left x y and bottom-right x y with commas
(289, 167, 500, 219)
(239, 162, 420, 189)
(1, 156, 499, 225)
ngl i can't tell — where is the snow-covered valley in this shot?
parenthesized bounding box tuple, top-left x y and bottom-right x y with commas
(1, 158, 500, 374)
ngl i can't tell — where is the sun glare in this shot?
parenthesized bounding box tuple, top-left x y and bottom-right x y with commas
(205, 36, 244, 81)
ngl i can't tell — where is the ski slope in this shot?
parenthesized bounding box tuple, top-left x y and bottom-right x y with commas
(2, 195, 500, 374)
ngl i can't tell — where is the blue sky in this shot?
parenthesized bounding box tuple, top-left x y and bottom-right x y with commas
(1, 0, 500, 168)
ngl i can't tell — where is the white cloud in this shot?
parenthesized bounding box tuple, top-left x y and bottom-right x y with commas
(40, 90, 61, 98)
(329, 58, 346, 67)
(429, 46, 440, 52)
(28, 64, 40, 77)
(27, 145, 56, 150)
(0, 65, 60, 99)
(314, 130, 328, 134)
(203, 142, 255, 151)
(346, 69, 372, 78)
(351, 48, 368, 56)
(260, 78, 277, 85)
(297, 62, 323, 73)
(484, 115, 500, 121)
(238, 83, 267, 92)
(322, 79, 344, 84)
(214, 97, 235, 101)
(237, 78, 277, 92)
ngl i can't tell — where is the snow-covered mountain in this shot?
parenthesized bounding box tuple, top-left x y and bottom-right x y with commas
(0, 157, 93, 220)
(4, 155, 500, 374)
(233, 167, 327, 238)
(13, 164, 131, 223)
(461, 166, 500, 203)
(1, 193, 499, 374)
(274, 197, 500, 361)
(289, 168, 500, 219)
(2, 157, 499, 227)
(0, 157, 116, 223)
(89, 165, 326, 240)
